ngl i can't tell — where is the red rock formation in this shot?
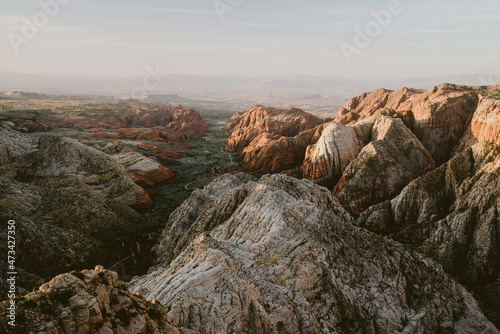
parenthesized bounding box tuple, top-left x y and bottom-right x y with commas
(83, 127, 108, 133)
(237, 123, 329, 176)
(457, 96, 500, 151)
(135, 143, 187, 159)
(227, 84, 499, 218)
(114, 128, 143, 139)
(14, 120, 52, 133)
(337, 87, 422, 122)
(136, 129, 167, 142)
(47, 116, 119, 131)
(226, 105, 325, 153)
(127, 105, 173, 128)
(21, 102, 207, 143)
(337, 85, 479, 164)
(166, 107, 208, 140)
(130, 189, 154, 210)
(407, 87, 478, 164)
(127, 165, 175, 188)
(112, 127, 189, 147)
(112, 151, 176, 188)
(124, 104, 207, 140)
(338, 92, 369, 116)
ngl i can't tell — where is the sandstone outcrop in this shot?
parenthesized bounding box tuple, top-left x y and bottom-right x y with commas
(130, 173, 497, 333)
(0, 123, 37, 165)
(166, 107, 209, 140)
(13, 102, 208, 140)
(302, 122, 364, 188)
(228, 85, 487, 180)
(232, 109, 437, 216)
(91, 127, 191, 149)
(0, 125, 152, 294)
(0, 266, 192, 334)
(357, 142, 500, 326)
(457, 95, 500, 151)
(337, 87, 421, 121)
(237, 124, 329, 176)
(90, 141, 176, 188)
(407, 87, 478, 164)
(333, 114, 435, 216)
(118, 153, 175, 188)
(14, 119, 53, 133)
(226, 105, 325, 153)
(337, 85, 479, 164)
(227, 84, 499, 219)
(114, 128, 144, 139)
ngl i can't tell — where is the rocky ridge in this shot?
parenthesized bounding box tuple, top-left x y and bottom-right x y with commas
(226, 105, 325, 153)
(227, 84, 500, 218)
(357, 141, 500, 326)
(0, 124, 152, 295)
(128, 173, 497, 333)
(0, 266, 192, 334)
(332, 113, 436, 216)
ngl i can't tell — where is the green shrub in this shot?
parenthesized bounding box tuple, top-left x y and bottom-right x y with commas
(70, 270, 86, 281)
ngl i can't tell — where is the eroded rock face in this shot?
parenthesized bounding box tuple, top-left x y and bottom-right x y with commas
(337, 87, 421, 121)
(457, 96, 500, 151)
(408, 87, 478, 164)
(0, 124, 37, 165)
(166, 107, 209, 140)
(338, 85, 479, 164)
(130, 173, 497, 333)
(0, 126, 152, 294)
(0, 266, 192, 334)
(227, 84, 499, 220)
(94, 142, 176, 188)
(357, 142, 500, 326)
(333, 114, 436, 216)
(237, 124, 329, 176)
(11, 135, 151, 209)
(226, 105, 325, 153)
(302, 122, 364, 188)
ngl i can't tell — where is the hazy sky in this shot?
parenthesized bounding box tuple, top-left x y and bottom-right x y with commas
(1, 0, 499, 79)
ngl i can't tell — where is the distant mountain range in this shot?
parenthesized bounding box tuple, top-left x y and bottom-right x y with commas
(1, 72, 497, 103)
